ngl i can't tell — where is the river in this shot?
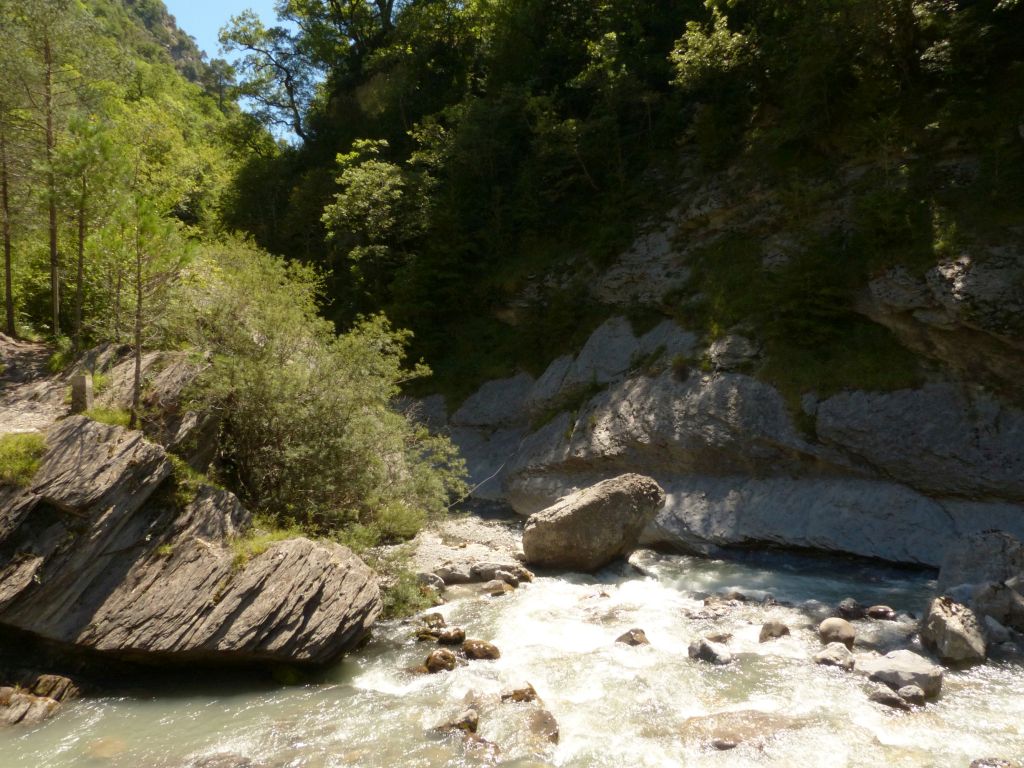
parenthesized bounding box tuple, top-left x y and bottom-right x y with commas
(5, 551, 1023, 767)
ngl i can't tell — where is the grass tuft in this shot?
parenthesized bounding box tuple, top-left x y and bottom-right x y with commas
(0, 433, 47, 487)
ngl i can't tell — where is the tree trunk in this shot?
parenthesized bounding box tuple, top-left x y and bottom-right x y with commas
(73, 177, 86, 352)
(1, 130, 14, 337)
(130, 223, 143, 430)
(44, 35, 59, 337)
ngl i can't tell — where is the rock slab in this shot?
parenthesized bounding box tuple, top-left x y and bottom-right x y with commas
(0, 417, 380, 667)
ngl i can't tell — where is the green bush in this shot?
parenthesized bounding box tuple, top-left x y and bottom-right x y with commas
(176, 240, 467, 545)
(0, 433, 47, 487)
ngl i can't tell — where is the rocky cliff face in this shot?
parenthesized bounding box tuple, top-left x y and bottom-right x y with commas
(0, 417, 380, 667)
(439, 315, 1024, 567)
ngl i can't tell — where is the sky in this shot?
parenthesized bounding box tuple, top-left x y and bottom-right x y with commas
(162, 0, 280, 60)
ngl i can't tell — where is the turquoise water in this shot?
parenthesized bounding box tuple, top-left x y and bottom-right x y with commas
(3, 552, 1022, 767)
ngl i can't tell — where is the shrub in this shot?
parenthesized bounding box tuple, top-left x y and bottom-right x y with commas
(176, 240, 467, 545)
(0, 433, 47, 487)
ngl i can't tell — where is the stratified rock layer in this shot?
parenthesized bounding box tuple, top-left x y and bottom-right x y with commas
(0, 417, 380, 666)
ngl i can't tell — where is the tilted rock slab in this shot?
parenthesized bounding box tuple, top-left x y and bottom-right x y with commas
(522, 474, 664, 572)
(0, 417, 380, 666)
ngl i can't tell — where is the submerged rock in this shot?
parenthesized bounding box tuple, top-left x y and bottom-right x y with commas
(759, 621, 790, 643)
(922, 596, 987, 665)
(501, 683, 539, 703)
(866, 605, 897, 621)
(679, 710, 811, 750)
(837, 598, 866, 621)
(855, 650, 944, 698)
(616, 628, 650, 646)
(437, 627, 467, 645)
(688, 637, 733, 665)
(814, 642, 855, 671)
(866, 682, 912, 711)
(425, 648, 458, 673)
(897, 685, 926, 706)
(522, 474, 665, 572)
(0, 418, 381, 667)
(528, 708, 560, 745)
(433, 708, 479, 735)
(461, 640, 501, 661)
(819, 618, 856, 649)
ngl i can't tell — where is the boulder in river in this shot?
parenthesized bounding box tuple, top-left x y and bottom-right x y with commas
(866, 605, 897, 621)
(0, 687, 60, 726)
(461, 639, 501, 660)
(522, 474, 665, 572)
(814, 642, 855, 671)
(501, 683, 539, 703)
(437, 627, 467, 645)
(528, 708, 560, 745)
(616, 628, 650, 646)
(855, 649, 944, 698)
(688, 637, 733, 665)
(866, 682, 912, 711)
(897, 685, 926, 706)
(0, 417, 380, 667)
(425, 648, 458, 673)
(819, 618, 856, 649)
(921, 596, 987, 665)
(759, 620, 790, 643)
(433, 708, 479, 735)
(837, 598, 866, 620)
(972, 582, 1024, 633)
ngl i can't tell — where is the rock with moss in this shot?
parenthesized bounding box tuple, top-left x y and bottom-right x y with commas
(0, 416, 380, 667)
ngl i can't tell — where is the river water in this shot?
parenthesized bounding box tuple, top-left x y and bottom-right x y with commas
(5, 551, 1023, 767)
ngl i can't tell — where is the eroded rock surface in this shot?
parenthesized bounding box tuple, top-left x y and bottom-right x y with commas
(0, 417, 380, 667)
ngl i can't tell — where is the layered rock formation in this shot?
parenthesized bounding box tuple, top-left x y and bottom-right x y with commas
(440, 315, 1024, 567)
(0, 417, 380, 667)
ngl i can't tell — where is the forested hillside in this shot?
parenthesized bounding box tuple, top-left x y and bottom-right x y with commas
(215, 0, 1024, 402)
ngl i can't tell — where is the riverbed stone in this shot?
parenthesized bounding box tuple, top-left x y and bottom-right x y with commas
(819, 618, 856, 649)
(814, 642, 855, 670)
(898, 685, 926, 706)
(759, 620, 790, 643)
(522, 474, 665, 572)
(417, 572, 446, 591)
(921, 596, 987, 665)
(433, 708, 479, 735)
(528, 708, 560, 745)
(481, 579, 515, 596)
(855, 650, 944, 698)
(616, 628, 650, 646)
(426, 648, 458, 673)
(462, 640, 501, 660)
(838, 598, 866, 620)
(501, 683, 539, 703)
(688, 637, 733, 665)
(866, 605, 897, 621)
(437, 627, 466, 645)
(973, 582, 1024, 632)
(866, 682, 912, 711)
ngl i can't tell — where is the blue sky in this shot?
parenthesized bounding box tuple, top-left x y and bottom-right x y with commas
(163, 0, 280, 60)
